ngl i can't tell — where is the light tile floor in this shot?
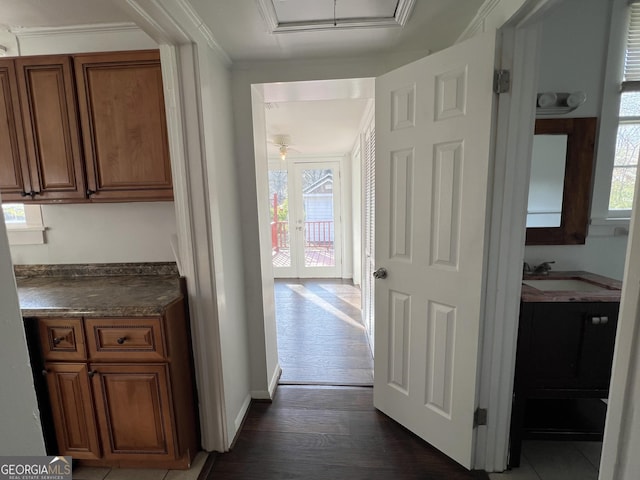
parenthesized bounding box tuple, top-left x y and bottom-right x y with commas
(489, 441, 601, 480)
(72, 452, 208, 480)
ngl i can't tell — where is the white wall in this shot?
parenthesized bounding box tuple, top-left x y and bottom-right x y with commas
(0, 211, 45, 455)
(198, 48, 252, 441)
(10, 203, 177, 264)
(10, 28, 179, 266)
(524, 0, 628, 279)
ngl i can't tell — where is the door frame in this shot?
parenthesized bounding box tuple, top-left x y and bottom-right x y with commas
(471, 0, 566, 472)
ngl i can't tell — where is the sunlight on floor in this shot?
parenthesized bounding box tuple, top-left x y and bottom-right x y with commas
(287, 283, 365, 329)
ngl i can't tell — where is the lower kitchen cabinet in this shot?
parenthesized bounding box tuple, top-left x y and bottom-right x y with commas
(44, 363, 101, 460)
(34, 298, 198, 469)
(91, 364, 176, 462)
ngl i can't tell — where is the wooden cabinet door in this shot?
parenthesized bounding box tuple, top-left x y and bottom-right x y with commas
(91, 363, 177, 461)
(15, 56, 86, 201)
(0, 59, 30, 201)
(74, 50, 173, 201)
(44, 363, 101, 459)
(518, 302, 619, 392)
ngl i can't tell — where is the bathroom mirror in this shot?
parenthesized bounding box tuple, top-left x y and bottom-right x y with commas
(526, 117, 597, 245)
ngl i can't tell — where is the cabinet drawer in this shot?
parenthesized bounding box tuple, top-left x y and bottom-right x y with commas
(85, 318, 165, 361)
(39, 318, 86, 361)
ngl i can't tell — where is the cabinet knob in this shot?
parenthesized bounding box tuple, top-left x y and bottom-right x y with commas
(20, 191, 30, 197)
(86, 189, 96, 196)
(88, 370, 98, 378)
(41, 369, 49, 376)
(116, 337, 126, 345)
(29, 191, 40, 198)
(53, 336, 64, 345)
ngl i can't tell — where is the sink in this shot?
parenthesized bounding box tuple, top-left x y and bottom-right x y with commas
(522, 279, 606, 292)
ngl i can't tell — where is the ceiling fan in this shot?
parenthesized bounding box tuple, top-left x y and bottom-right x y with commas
(269, 134, 297, 160)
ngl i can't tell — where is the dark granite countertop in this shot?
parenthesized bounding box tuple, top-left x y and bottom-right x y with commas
(521, 270, 622, 303)
(15, 263, 183, 317)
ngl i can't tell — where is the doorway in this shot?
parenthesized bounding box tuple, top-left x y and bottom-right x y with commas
(257, 78, 376, 387)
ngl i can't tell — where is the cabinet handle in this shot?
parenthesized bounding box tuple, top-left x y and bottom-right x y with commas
(86, 189, 96, 196)
(53, 337, 64, 345)
(591, 316, 610, 325)
(29, 191, 40, 198)
(88, 370, 98, 378)
(20, 191, 30, 197)
(116, 337, 127, 345)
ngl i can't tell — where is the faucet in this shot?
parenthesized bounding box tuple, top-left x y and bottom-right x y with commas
(532, 261, 555, 275)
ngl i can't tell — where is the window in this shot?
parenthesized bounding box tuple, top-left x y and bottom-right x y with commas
(610, 3, 640, 213)
(2, 204, 27, 224)
(1, 203, 45, 245)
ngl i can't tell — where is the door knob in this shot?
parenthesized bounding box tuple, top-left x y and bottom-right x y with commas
(373, 267, 387, 279)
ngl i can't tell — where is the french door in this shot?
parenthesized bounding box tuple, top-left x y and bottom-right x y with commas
(269, 160, 342, 278)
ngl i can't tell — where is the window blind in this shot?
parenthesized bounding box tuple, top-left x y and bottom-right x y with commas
(624, 2, 640, 83)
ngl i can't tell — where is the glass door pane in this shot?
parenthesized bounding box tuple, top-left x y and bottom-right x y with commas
(269, 169, 291, 269)
(299, 167, 336, 268)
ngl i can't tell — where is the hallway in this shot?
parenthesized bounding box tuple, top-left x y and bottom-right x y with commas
(206, 386, 489, 480)
(275, 279, 373, 385)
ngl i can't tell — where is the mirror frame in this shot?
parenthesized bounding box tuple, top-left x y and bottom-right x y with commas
(526, 117, 597, 245)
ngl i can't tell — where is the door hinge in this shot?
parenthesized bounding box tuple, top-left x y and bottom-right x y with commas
(474, 408, 488, 427)
(493, 69, 510, 94)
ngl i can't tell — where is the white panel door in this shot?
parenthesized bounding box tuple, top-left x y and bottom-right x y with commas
(373, 32, 497, 469)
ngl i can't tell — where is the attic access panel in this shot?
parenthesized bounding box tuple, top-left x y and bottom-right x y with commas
(257, 0, 415, 32)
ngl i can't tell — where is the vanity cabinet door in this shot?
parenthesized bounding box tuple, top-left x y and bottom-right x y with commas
(44, 363, 101, 460)
(90, 363, 177, 462)
(519, 302, 618, 391)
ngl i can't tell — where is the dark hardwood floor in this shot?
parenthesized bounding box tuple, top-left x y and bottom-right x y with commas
(275, 279, 373, 385)
(206, 386, 489, 480)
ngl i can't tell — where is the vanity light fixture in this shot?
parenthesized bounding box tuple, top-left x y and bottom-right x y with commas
(536, 91, 587, 116)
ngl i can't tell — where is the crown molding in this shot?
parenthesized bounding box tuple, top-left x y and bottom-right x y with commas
(173, 0, 232, 66)
(456, 0, 501, 43)
(256, 0, 415, 34)
(11, 22, 141, 38)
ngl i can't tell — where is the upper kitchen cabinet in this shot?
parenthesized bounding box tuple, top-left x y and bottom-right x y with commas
(15, 56, 87, 201)
(74, 50, 173, 201)
(0, 59, 31, 201)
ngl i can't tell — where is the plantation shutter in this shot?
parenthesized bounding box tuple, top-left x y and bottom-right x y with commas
(362, 120, 376, 345)
(623, 2, 640, 88)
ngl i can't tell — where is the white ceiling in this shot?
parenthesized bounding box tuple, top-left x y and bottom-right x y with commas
(0, 0, 131, 30)
(188, 0, 484, 62)
(0, 0, 484, 158)
(266, 98, 371, 157)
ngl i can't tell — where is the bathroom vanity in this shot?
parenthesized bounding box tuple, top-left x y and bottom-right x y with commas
(509, 271, 621, 468)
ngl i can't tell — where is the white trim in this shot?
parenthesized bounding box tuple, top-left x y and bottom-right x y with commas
(10, 22, 140, 37)
(256, 0, 416, 33)
(171, 0, 232, 66)
(474, 0, 561, 471)
(251, 363, 282, 400)
(589, 217, 631, 237)
(457, 0, 502, 42)
(4, 205, 46, 246)
(600, 156, 640, 478)
(233, 394, 252, 433)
